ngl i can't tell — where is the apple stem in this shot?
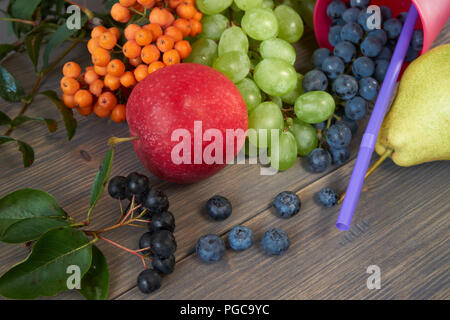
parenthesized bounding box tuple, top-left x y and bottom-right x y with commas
(338, 148, 393, 204)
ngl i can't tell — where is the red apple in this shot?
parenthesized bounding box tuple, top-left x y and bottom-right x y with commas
(126, 63, 248, 184)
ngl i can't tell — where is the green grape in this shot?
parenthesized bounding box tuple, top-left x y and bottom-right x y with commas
(248, 101, 284, 149)
(196, 0, 233, 15)
(234, 0, 263, 11)
(185, 38, 218, 66)
(294, 91, 335, 124)
(270, 95, 283, 108)
(213, 51, 250, 83)
(236, 78, 262, 113)
(241, 8, 279, 41)
(270, 131, 298, 171)
(288, 119, 318, 156)
(281, 73, 304, 105)
(274, 5, 304, 43)
(199, 14, 229, 41)
(254, 58, 297, 96)
(260, 38, 296, 65)
(261, 0, 275, 9)
(218, 26, 249, 56)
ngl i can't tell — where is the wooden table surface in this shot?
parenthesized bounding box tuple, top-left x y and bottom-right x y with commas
(1, 21, 449, 300)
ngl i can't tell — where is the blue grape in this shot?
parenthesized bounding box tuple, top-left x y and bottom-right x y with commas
(405, 45, 420, 62)
(411, 29, 423, 51)
(374, 59, 389, 82)
(332, 74, 358, 100)
(321, 56, 345, 79)
(327, 0, 347, 19)
(376, 46, 392, 60)
(383, 18, 402, 39)
(330, 147, 351, 165)
(359, 77, 379, 101)
(305, 148, 332, 173)
(312, 48, 331, 69)
(302, 70, 328, 92)
(360, 36, 383, 57)
(328, 25, 343, 46)
(326, 122, 352, 148)
(342, 7, 360, 23)
(340, 22, 363, 44)
(334, 41, 356, 63)
(345, 96, 367, 120)
(339, 115, 358, 135)
(352, 56, 374, 79)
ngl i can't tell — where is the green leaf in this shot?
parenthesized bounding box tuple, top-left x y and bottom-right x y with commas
(41, 90, 77, 140)
(0, 227, 92, 299)
(89, 149, 114, 210)
(0, 111, 11, 126)
(11, 0, 42, 20)
(0, 189, 68, 243)
(10, 115, 57, 133)
(0, 136, 35, 167)
(25, 33, 43, 70)
(79, 245, 109, 300)
(0, 44, 15, 61)
(42, 13, 88, 70)
(0, 65, 26, 102)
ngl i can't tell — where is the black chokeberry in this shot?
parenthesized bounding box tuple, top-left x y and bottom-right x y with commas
(152, 254, 175, 274)
(126, 172, 149, 198)
(151, 230, 177, 259)
(139, 232, 153, 255)
(205, 195, 232, 221)
(137, 269, 162, 294)
(108, 176, 127, 199)
(148, 211, 175, 233)
(143, 188, 169, 213)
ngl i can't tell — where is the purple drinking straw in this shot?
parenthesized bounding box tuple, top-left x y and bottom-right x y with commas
(336, 4, 419, 231)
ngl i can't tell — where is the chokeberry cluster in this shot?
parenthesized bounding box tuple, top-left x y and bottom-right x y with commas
(108, 172, 177, 294)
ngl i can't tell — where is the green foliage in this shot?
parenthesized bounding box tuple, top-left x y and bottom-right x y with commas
(90, 148, 115, 212)
(80, 245, 110, 300)
(41, 90, 77, 141)
(0, 65, 25, 102)
(0, 136, 35, 167)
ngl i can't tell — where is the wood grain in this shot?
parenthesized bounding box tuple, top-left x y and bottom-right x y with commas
(0, 17, 449, 300)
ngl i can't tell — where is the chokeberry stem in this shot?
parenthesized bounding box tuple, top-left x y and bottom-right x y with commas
(97, 235, 149, 268)
(333, 114, 342, 121)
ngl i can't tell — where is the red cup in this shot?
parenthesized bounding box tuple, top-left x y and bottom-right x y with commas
(314, 0, 450, 55)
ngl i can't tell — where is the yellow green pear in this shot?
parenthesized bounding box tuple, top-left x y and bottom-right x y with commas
(376, 44, 450, 166)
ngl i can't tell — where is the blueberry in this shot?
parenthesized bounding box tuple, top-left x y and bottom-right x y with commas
(312, 48, 331, 69)
(139, 232, 153, 255)
(350, 0, 369, 9)
(302, 70, 328, 92)
(314, 121, 327, 131)
(321, 56, 345, 79)
(397, 12, 408, 24)
(360, 36, 383, 57)
(376, 46, 392, 61)
(317, 187, 338, 207)
(328, 25, 343, 46)
(143, 188, 169, 213)
(345, 96, 367, 120)
(126, 172, 149, 196)
(327, 0, 347, 19)
(359, 77, 379, 101)
(305, 148, 332, 173)
(332, 74, 358, 100)
(150, 230, 177, 259)
(148, 211, 175, 233)
(352, 56, 375, 79)
(339, 115, 358, 135)
(273, 191, 301, 219)
(357, 8, 373, 31)
(340, 22, 363, 44)
(108, 176, 127, 200)
(137, 269, 162, 294)
(411, 29, 423, 51)
(196, 234, 226, 262)
(205, 195, 232, 221)
(380, 6, 392, 21)
(383, 18, 402, 39)
(261, 228, 290, 256)
(228, 226, 253, 251)
(334, 41, 356, 63)
(152, 254, 175, 274)
(405, 45, 419, 62)
(330, 146, 351, 165)
(342, 7, 360, 23)
(367, 29, 388, 46)
(326, 122, 352, 148)
(374, 59, 389, 82)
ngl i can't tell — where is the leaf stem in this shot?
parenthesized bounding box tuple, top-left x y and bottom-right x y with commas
(0, 17, 37, 26)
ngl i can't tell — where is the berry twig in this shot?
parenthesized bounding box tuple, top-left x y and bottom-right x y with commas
(97, 235, 149, 269)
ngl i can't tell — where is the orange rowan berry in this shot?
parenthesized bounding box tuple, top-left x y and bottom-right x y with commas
(92, 47, 111, 67)
(163, 49, 180, 66)
(134, 64, 149, 82)
(148, 61, 165, 74)
(123, 40, 142, 59)
(173, 19, 191, 37)
(62, 94, 77, 108)
(150, 8, 173, 27)
(104, 74, 121, 91)
(109, 27, 121, 40)
(137, 0, 155, 8)
(143, 23, 163, 39)
(74, 89, 93, 108)
(120, 71, 137, 88)
(91, 26, 108, 39)
(77, 105, 93, 116)
(156, 35, 174, 52)
(189, 19, 202, 36)
(94, 103, 111, 118)
(177, 4, 196, 19)
(169, 0, 182, 8)
(124, 24, 141, 41)
(119, 0, 136, 7)
(135, 28, 153, 46)
(99, 31, 117, 50)
(94, 65, 108, 76)
(193, 11, 202, 21)
(87, 38, 101, 54)
(107, 59, 126, 77)
(63, 61, 81, 78)
(129, 56, 143, 67)
(174, 40, 192, 59)
(61, 77, 80, 95)
(182, 0, 195, 5)
(141, 44, 160, 64)
(164, 26, 183, 42)
(89, 79, 104, 97)
(111, 3, 131, 23)
(98, 92, 117, 110)
(111, 104, 127, 123)
(84, 68, 99, 84)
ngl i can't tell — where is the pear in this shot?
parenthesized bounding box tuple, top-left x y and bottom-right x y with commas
(376, 44, 450, 166)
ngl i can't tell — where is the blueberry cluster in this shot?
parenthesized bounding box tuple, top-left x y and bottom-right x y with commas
(108, 172, 177, 294)
(304, 0, 423, 174)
